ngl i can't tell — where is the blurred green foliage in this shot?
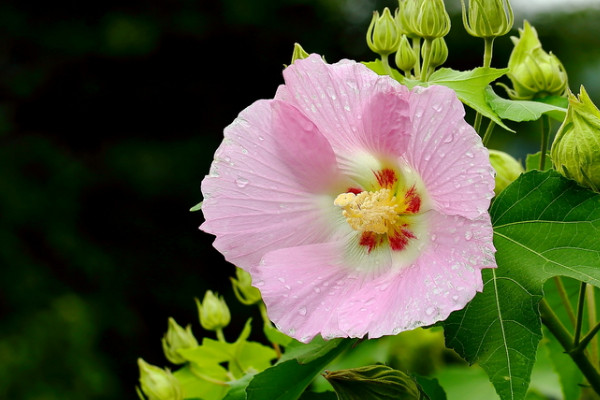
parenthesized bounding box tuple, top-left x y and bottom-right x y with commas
(0, 0, 599, 398)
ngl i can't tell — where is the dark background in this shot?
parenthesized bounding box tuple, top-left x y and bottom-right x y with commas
(1, 1, 599, 398)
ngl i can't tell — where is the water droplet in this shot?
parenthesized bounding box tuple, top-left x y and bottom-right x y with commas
(452, 295, 459, 302)
(235, 177, 249, 188)
(344, 105, 351, 112)
(465, 231, 473, 240)
(284, 285, 291, 290)
(432, 103, 443, 112)
(443, 135, 453, 143)
(465, 151, 474, 158)
(430, 234, 437, 241)
(298, 307, 307, 316)
(278, 277, 286, 283)
(425, 307, 435, 316)
(258, 136, 265, 141)
(314, 287, 321, 293)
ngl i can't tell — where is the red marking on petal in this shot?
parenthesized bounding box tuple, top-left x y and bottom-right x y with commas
(404, 186, 421, 213)
(374, 168, 397, 189)
(360, 232, 379, 253)
(347, 187, 363, 195)
(389, 227, 416, 251)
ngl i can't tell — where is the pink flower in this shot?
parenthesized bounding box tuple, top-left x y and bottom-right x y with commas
(200, 55, 496, 342)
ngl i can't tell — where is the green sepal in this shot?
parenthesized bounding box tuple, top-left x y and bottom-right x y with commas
(486, 86, 567, 122)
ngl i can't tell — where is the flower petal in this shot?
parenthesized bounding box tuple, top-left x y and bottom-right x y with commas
(201, 100, 338, 269)
(405, 85, 495, 219)
(281, 55, 411, 159)
(335, 211, 495, 339)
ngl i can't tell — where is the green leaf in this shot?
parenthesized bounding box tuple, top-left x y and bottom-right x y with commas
(279, 336, 345, 364)
(324, 365, 424, 400)
(264, 325, 294, 347)
(444, 170, 600, 400)
(427, 68, 512, 132)
(222, 374, 255, 400)
(174, 364, 229, 400)
(362, 60, 407, 84)
(298, 391, 337, 400)
(485, 87, 567, 122)
(244, 339, 353, 400)
(524, 152, 552, 171)
(415, 376, 447, 400)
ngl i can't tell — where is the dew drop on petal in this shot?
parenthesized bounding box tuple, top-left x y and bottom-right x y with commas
(443, 135, 453, 144)
(314, 287, 321, 293)
(465, 231, 473, 240)
(235, 177, 249, 188)
(465, 151, 474, 158)
(298, 307, 307, 316)
(425, 307, 435, 316)
(258, 136, 265, 141)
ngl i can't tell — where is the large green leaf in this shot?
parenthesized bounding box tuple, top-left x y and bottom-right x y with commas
(244, 338, 354, 400)
(444, 170, 600, 400)
(485, 87, 567, 122)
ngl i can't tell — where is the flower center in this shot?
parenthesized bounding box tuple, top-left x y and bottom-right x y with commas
(334, 167, 424, 253)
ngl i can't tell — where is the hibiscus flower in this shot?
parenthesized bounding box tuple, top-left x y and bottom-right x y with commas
(200, 54, 496, 342)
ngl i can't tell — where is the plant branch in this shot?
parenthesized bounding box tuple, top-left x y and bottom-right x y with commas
(552, 276, 577, 327)
(575, 282, 588, 346)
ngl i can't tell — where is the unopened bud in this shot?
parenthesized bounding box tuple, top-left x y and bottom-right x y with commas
(397, 0, 420, 38)
(461, 0, 514, 39)
(426, 37, 448, 69)
(367, 8, 401, 56)
(161, 317, 199, 365)
(395, 34, 417, 73)
(551, 86, 600, 192)
(489, 150, 524, 195)
(231, 267, 262, 305)
(291, 43, 310, 64)
(137, 358, 182, 400)
(503, 21, 568, 100)
(412, 0, 451, 40)
(196, 291, 230, 331)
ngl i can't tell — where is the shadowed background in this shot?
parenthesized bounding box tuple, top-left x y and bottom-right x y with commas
(1, 0, 599, 398)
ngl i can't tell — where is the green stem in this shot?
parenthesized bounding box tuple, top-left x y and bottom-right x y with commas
(576, 321, 600, 355)
(539, 115, 550, 170)
(259, 303, 282, 357)
(473, 38, 495, 135)
(575, 282, 588, 346)
(412, 37, 421, 79)
(540, 299, 600, 393)
(420, 39, 433, 82)
(380, 55, 393, 77)
(553, 276, 577, 327)
(586, 285, 599, 366)
(481, 121, 496, 146)
(216, 328, 226, 343)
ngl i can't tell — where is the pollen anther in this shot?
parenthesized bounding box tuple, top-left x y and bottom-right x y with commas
(334, 189, 401, 234)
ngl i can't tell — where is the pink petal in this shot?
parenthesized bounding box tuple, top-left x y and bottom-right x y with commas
(404, 85, 495, 219)
(201, 99, 339, 269)
(255, 210, 495, 342)
(337, 210, 496, 339)
(280, 55, 411, 159)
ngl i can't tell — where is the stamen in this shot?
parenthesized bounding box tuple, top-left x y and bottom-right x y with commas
(334, 189, 400, 234)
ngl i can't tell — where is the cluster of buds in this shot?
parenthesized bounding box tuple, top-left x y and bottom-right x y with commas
(551, 86, 600, 192)
(502, 21, 568, 100)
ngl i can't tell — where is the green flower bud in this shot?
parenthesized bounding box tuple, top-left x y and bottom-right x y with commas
(196, 291, 230, 331)
(551, 86, 600, 192)
(461, 0, 514, 39)
(411, 0, 451, 40)
(231, 267, 262, 305)
(425, 37, 448, 69)
(137, 358, 183, 400)
(291, 43, 310, 64)
(397, 0, 420, 38)
(367, 8, 401, 56)
(503, 21, 568, 100)
(488, 149, 524, 195)
(161, 317, 199, 365)
(395, 34, 417, 73)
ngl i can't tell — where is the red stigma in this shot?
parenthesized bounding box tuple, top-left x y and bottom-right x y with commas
(374, 168, 397, 189)
(347, 187, 363, 195)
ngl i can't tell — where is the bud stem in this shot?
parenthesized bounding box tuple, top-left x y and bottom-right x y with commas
(259, 303, 282, 358)
(216, 328, 226, 343)
(380, 55, 393, 77)
(420, 39, 433, 81)
(586, 286, 599, 366)
(412, 37, 422, 79)
(481, 121, 496, 146)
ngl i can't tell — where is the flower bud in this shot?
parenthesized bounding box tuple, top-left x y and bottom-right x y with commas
(503, 21, 568, 100)
(425, 37, 448, 69)
(231, 267, 262, 305)
(551, 86, 600, 192)
(367, 8, 401, 56)
(291, 43, 310, 64)
(161, 317, 199, 365)
(395, 34, 417, 73)
(397, 0, 420, 38)
(137, 358, 183, 400)
(411, 0, 451, 40)
(461, 0, 514, 39)
(196, 291, 230, 331)
(488, 150, 524, 195)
